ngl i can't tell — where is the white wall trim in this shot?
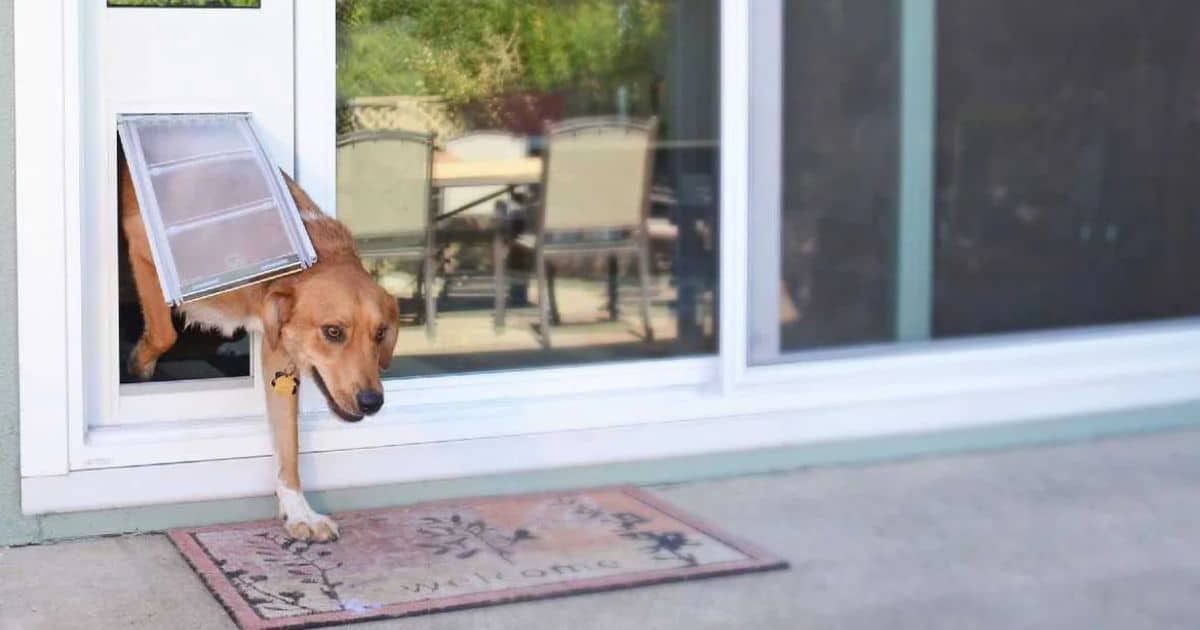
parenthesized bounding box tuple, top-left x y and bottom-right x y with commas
(16, 0, 71, 477)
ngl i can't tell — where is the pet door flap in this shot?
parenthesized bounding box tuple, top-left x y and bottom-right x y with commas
(117, 113, 317, 305)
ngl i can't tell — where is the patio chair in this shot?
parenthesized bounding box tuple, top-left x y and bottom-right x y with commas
(441, 131, 529, 331)
(336, 129, 437, 338)
(515, 116, 658, 348)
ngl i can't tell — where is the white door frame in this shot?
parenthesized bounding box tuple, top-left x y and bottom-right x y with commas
(87, 0, 297, 432)
(17, 0, 1200, 514)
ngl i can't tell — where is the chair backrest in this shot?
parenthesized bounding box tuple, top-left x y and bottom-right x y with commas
(336, 130, 433, 240)
(441, 131, 528, 216)
(540, 117, 657, 233)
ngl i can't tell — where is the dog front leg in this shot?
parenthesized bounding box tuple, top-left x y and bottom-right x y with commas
(120, 184, 178, 379)
(262, 342, 339, 542)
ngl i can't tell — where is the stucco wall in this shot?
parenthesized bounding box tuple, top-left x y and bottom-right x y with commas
(0, 0, 42, 543)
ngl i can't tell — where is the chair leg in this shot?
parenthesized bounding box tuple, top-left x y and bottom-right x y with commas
(535, 246, 551, 349)
(493, 229, 507, 332)
(637, 238, 654, 342)
(547, 261, 561, 325)
(607, 254, 619, 321)
(423, 249, 437, 340)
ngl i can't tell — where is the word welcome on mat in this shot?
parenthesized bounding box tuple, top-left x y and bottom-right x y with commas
(169, 486, 787, 629)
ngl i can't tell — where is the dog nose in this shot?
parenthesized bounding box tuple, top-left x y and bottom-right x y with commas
(355, 390, 384, 415)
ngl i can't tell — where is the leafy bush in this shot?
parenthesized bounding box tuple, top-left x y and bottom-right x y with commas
(336, 0, 666, 112)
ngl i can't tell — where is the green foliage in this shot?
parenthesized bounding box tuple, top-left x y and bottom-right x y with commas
(336, 0, 666, 109)
(336, 17, 427, 98)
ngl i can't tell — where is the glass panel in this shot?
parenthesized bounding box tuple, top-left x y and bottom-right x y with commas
(755, 0, 1200, 365)
(776, 0, 900, 353)
(336, 0, 720, 378)
(934, 0, 1200, 336)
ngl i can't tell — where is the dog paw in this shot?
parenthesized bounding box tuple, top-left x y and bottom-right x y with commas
(284, 513, 340, 542)
(126, 344, 158, 381)
(277, 484, 339, 542)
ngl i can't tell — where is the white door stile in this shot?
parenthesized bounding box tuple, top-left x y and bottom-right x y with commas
(64, 0, 87, 473)
(294, 0, 337, 214)
(717, 0, 751, 392)
(745, 0, 783, 366)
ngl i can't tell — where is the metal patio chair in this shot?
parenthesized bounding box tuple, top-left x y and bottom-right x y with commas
(441, 130, 529, 331)
(335, 129, 437, 338)
(513, 116, 658, 348)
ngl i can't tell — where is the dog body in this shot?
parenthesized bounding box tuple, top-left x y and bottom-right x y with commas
(119, 153, 399, 541)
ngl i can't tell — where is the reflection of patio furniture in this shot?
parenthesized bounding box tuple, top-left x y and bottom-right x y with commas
(441, 131, 530, 213)
(441, 131, 529, 330)
(336, 129, 437, 338)
(513, 116, 659, 349)
(431, 156, 543, 190)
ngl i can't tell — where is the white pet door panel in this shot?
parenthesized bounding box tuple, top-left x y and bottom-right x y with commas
(117, 113, 316, 305)
(81, 0, 301, 431)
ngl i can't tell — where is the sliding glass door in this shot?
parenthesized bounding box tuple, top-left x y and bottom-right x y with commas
(935, 0, 1200, 336)
(751, 0, 1200, 364)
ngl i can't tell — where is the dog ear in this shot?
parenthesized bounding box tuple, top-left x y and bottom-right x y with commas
(377, 296, 400, 370)
(262, 283, 295, 350)
(377, 326, 398, 371)
(279, 168, 324, 217)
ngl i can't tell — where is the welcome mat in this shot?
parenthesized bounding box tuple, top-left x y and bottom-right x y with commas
(169, 486, 787, 629)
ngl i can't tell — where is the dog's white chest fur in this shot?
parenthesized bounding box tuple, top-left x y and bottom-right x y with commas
(177, 302, 262, 338)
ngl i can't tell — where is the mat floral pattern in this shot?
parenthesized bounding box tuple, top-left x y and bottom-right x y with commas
(169, 486, 786, 629)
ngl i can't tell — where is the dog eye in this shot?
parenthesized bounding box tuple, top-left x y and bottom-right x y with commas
(374, 327, 387, 343)
(322, 325, 345, 342)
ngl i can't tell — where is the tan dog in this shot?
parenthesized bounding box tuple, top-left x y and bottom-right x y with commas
(119, 150, 399, 541)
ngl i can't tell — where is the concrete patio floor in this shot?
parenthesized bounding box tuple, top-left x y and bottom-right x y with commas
(4, 427, 1200, 629)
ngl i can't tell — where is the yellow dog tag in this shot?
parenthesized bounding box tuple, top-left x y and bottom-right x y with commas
(271, 369, 298, 396)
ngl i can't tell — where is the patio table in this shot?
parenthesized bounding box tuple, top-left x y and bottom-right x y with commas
(431, 156, 543, 221)
(429, 155, 543, 320)
(432, 156, 542, 188)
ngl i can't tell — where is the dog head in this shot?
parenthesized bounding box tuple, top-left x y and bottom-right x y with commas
(261, 250, 399, 423)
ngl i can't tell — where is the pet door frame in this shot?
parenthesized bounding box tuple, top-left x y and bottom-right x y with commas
(18, 0, 1200, 515)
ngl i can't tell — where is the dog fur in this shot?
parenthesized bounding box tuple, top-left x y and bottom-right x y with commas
(119, 149, 399, 541)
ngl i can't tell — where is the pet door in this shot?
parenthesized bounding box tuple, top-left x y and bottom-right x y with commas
(117, 113, 317, 305)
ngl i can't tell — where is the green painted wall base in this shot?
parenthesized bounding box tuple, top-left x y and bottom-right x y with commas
(7, 401, 1199, 546)
(0, 0, 39, 547)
